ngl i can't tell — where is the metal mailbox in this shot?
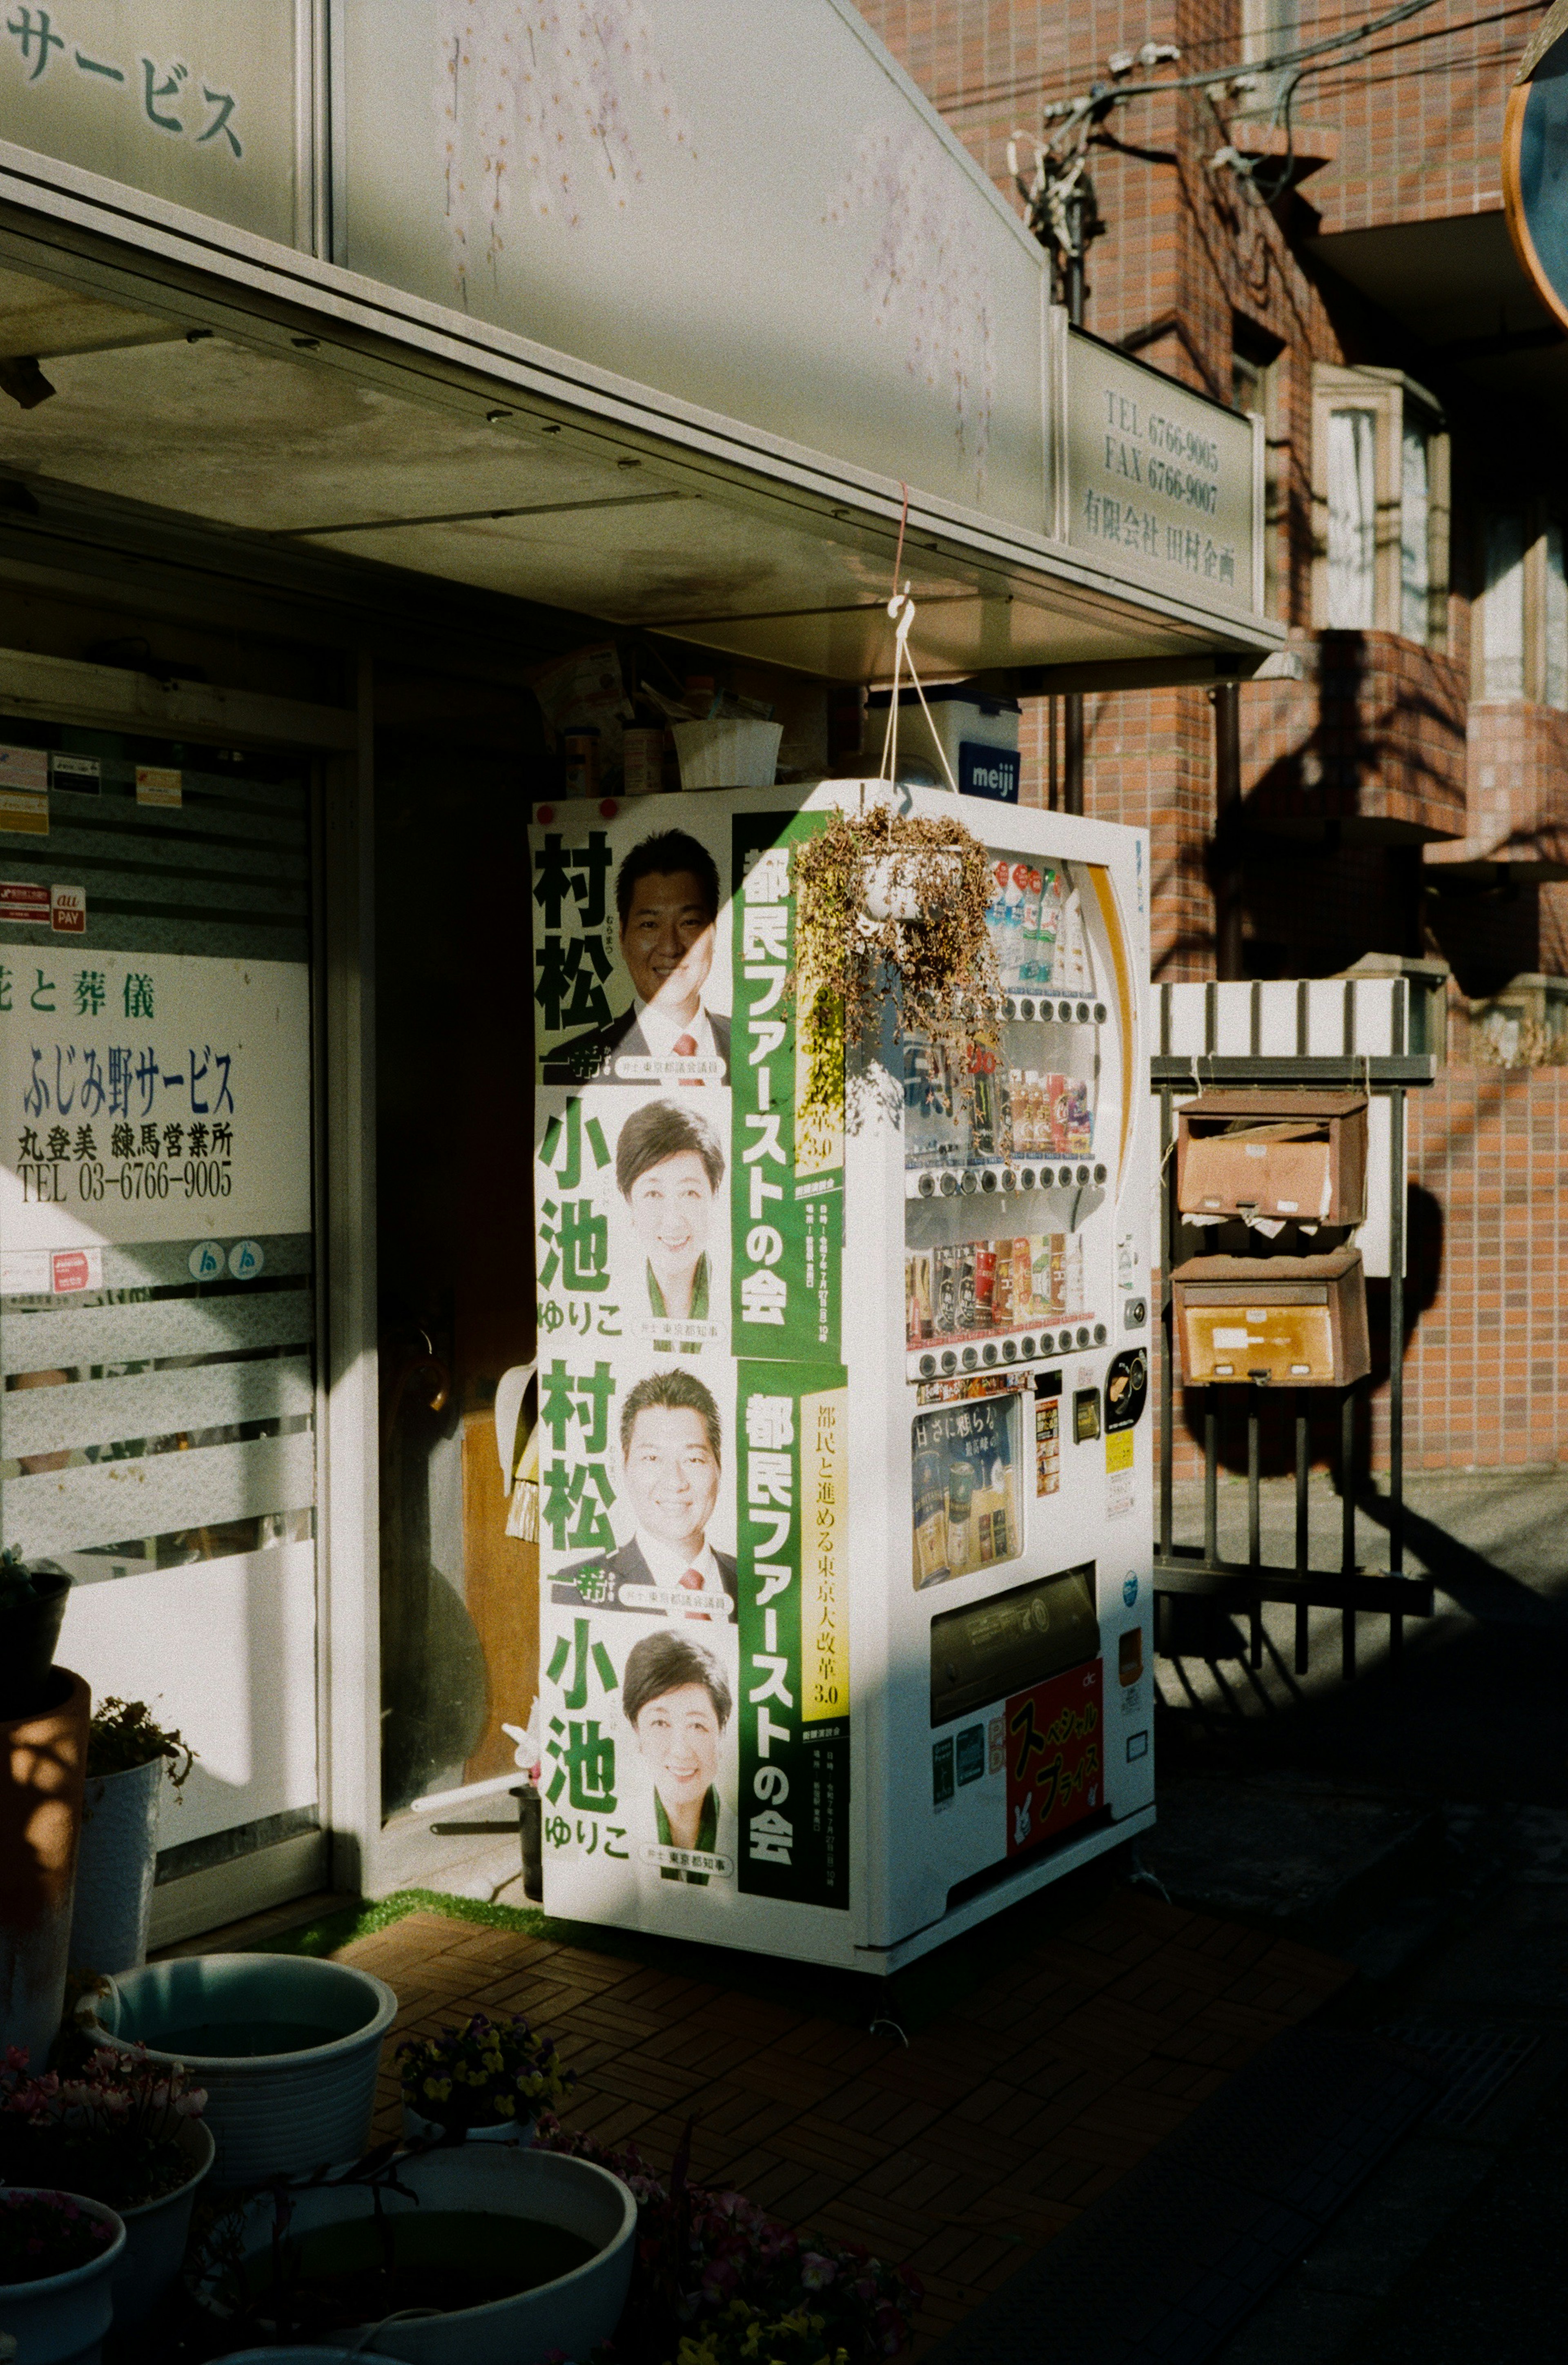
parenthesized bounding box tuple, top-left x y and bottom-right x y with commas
(1176, 1090, 1368, 1226)
(1172, 1248, 1370, 1387)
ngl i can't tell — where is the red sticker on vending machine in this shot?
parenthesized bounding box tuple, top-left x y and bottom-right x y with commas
(1003, 1659, 1102, 1859)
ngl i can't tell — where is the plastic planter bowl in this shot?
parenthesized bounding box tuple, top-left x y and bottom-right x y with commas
(86, 1955, 397, 2188)
(110, 2114, 216, 2328)
(199, 2145, 637, 2365)
(403, 2102, 535, 2147)
(0, 2190, 125, 2365)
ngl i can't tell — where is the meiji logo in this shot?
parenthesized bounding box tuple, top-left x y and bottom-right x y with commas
(958, 741, 1020, 804)
(50, 884, 86, 933)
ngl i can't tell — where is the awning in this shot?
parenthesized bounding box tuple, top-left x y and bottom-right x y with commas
(0, 1, 1283, 685)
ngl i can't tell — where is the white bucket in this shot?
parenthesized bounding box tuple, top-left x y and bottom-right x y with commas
(69, 1756, 163, 1976)
(670, 718, 782, 789)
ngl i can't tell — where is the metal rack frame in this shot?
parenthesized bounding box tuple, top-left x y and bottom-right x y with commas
(1151, 985, 1439, 1678)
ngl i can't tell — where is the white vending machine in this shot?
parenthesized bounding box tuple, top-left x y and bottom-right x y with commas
(530, 782, 1154, 1971)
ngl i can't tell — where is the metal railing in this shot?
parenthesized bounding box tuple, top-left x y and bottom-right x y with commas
(1151, 978, 1438, 1677)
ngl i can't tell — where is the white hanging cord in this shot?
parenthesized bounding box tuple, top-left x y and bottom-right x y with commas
(875, 479, 960, 795)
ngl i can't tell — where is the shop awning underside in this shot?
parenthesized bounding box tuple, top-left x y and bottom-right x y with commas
(0, 215, 1281, 688)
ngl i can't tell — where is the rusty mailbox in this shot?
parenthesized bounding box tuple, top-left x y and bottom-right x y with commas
(1176, 1090, 1368, 1226)
(1172, 1248, 1371, 1387)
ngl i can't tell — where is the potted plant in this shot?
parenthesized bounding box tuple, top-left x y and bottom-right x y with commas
(192, 2142, 635, 2364)
(79, 1953, 398, 2189)
(793, 797, 1002, 1128)
(0, 1550, 71, 1723)
(396, 2013, 575, 2145)
(1, 2040, 213, 2330)
(1, 1590, 88, 2063)
(69, 1699, 195, 1978)
(0, 2186, 124, 2365)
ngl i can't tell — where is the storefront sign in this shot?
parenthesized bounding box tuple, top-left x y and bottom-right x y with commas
(1059, 324, 1260, 613)
(0, 1, 298, 243)
(0, 949, 311, 1252)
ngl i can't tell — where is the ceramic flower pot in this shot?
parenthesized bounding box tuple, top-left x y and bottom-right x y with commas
(402, 2102, 535, 2147)
(82, 1954, 397, 2188)
(0, 1570, 71, 1721)
(0, 2191, 125, 2365)
(108, 2114, 215, 2329)
(1, 1670, 89, 2065)
(194, 2145, 636, 2365)
(68, 1755, 164, 1977)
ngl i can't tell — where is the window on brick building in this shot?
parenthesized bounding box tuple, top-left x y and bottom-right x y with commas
(1476, 511, 1568, 707)
(1233, 317, 1284, 615)
(1548, 525, 1568, 710)
(1401, 427, 1432, 641)
(1482, 514, 1526, 698)
(1327, 409, 1376, 627)
(1312, 366, 1449, 646)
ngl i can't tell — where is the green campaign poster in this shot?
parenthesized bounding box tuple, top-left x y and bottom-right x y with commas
(730, 813, 843, 1367)
(736, 1359, 850, 1909)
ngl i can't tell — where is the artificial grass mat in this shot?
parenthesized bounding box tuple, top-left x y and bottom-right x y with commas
(249, 1837, 1137, 2038)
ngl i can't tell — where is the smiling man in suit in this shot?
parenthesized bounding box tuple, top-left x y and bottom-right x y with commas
(543, 827, 732, 1086)
(551, 1367, 736, 1620)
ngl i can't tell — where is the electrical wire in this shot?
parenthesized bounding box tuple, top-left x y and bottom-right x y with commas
(936, 0, 1521, 125)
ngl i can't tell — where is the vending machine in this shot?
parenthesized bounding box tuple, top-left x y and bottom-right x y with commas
(530, 781, 1154, 1971)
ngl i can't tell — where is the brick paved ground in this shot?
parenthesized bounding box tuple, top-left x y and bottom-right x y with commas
(338, 1890, 1351, 2349)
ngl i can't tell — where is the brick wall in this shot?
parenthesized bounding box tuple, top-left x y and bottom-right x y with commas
(1305, 0, 1519, 236)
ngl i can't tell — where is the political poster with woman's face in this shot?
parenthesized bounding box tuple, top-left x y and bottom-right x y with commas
(531, 797, 850, 1940)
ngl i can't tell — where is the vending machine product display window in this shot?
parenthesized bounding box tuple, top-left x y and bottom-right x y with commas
(530, 782, 1154, 1971)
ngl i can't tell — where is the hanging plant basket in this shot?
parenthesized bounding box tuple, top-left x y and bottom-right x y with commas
(794, 798, 1002, 1118)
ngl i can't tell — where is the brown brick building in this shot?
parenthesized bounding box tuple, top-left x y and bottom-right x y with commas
(860, 0, 1568, 1470)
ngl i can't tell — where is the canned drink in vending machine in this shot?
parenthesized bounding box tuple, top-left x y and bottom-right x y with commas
(990, 1240, 1014, 1329)
(909, 1251, 933, 1344)
(957, 1243, 979, 1334)
(973, 1242, 997, 1327)
(934, 1245, 958, 1335)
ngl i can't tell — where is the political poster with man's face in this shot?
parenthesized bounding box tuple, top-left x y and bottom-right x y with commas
(531, 797, 851, 1938)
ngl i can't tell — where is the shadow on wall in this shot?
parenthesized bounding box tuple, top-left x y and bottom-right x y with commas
(1177, 1185, 1443, 1478)
(379, 1303, 490, 1815)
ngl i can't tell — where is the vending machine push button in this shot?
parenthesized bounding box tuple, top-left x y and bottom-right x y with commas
(1035, 1331, 1051, 1352)
(1002, 1338, 1018, 1361)
(1057, 999, 1074, 1022)
(1022, 1334, 1038, 1356)
(940, 1173, 958, 1196)
(1018, 997, 1036, 1019)
(1075, 1001, 1090, 1022)
(1019, 1167, 1036, 1189)
(1093, 1163, 1107, 1184)
(918, 1172, 936, 1196)
(919, 1354, 936, 1377)
(1093, 1323, 1108, 1345)
(1094, 1002, 1107, 1022)
(940, 1350, 958, 1374)
(980, 1169, 997, 1192)
(961, 1346, 979, 1370)
(982, 1343, 998, 1365)
(1000, 1167, 1017, 1192)
(1076, 1325, 1091, 1347)
(960, 1171, 978, 1195)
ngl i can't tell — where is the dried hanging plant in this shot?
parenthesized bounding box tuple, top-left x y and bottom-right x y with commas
(794, 799, 1002, 1119)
